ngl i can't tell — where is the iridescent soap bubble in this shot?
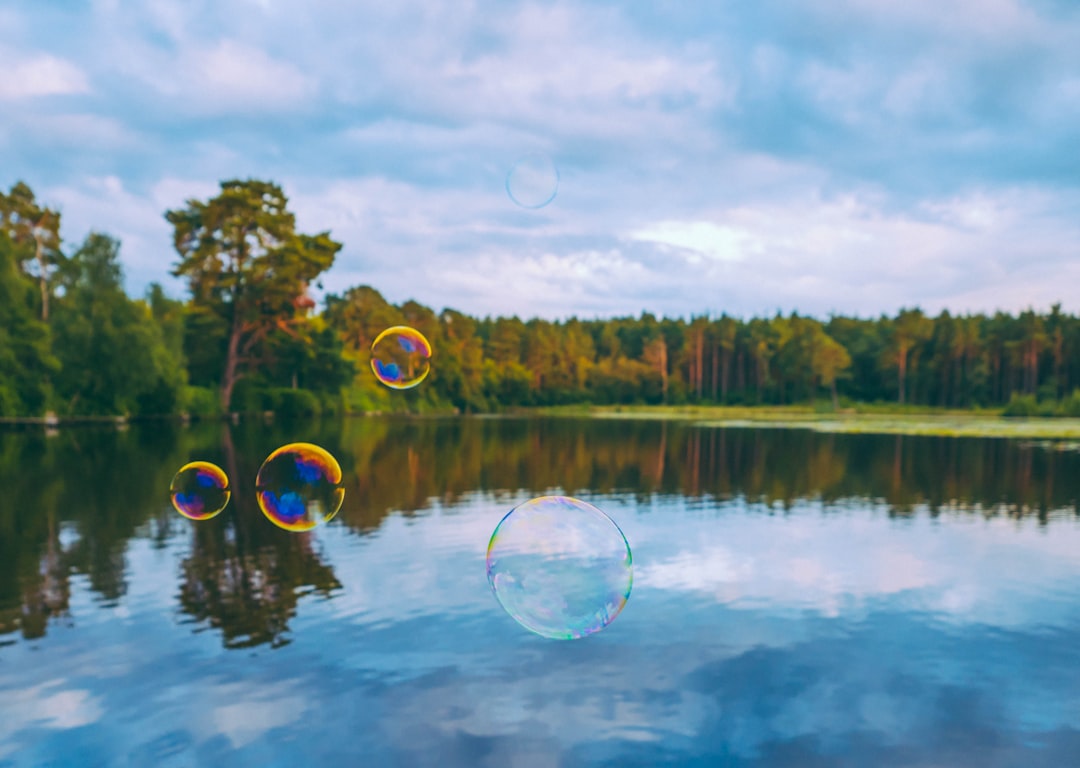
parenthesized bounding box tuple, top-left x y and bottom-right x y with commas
(170, 461, 230, 521)
(256, 443, 344, 532)
(506, 152, 559, 209)
(486, 495, 633, 640)
(371, 325, 432, 390)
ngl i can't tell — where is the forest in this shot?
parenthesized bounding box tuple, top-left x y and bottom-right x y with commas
(3, 177, 1080, 421)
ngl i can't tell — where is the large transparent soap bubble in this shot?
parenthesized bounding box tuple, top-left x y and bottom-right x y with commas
(506, 152, 559, 209)
(170, 461, 230, 521)
(486, 495, 633, 640)
(256, 443, 344, 532)
(371, 325, 432, 390)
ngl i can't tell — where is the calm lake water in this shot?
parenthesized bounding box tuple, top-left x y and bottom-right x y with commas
(2, 416, 1080, 767)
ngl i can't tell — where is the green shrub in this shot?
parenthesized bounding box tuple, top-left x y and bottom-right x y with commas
(182, 386, 221, 419)
(134, 376, 181, 416)
(318, 390, 348, 417)
(1037, 399, 1059, 417)
(1002, 393, 1039, 418)
(271, 388, 321, 419)
(1059, 389, 1080, 418)
(0, 382, 17, 417)
(229, 379, 265, 414)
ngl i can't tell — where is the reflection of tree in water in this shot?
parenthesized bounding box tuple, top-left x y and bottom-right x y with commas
(0, 507, 71, 640)
(176, 426, 341, 649)
(3, 416, 1080, 644)
(0, 423, 192, 639)
(331, 417, 1080, 524)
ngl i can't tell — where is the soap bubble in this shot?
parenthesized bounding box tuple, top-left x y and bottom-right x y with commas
(170, 461, 230, 521)
(506, 152, 559, 209)
(256, 443, 344, 532)
(371, 325, 432, 390)
(486, 495, 633, 640)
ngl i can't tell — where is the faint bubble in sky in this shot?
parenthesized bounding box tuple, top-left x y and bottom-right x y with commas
(256, 443, 344, 532)
(170, 461, 230, 521)
(486, 495, 633, 639)
(506, 152, 559, 209)
(371, 325, 432, 390)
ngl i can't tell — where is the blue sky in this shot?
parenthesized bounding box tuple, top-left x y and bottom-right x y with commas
(1, 0, 1078, 319)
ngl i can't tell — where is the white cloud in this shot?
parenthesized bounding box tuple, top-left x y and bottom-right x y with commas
(629, 221, 754, 264)
(190, 39, 315, 108)
(44, 175, 220, 294)
(836, 0, 1048, 39)
(112, 38, 316, 114)
(0, 53, 91, 100)
(1, 0, 1077, 319)
(14, 113, 139, 148)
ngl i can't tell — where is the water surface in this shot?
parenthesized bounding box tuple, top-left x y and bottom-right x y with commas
(1, 417, 1079, 766)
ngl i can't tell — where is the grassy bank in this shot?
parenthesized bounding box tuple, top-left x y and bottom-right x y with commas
(10, 403, 1080, 441)
(534, 404, 1080, 439)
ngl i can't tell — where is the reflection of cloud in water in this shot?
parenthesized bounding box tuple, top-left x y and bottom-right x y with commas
(6, 490, 1080, 764)
(325, 492, 536, 626)
(627, 497, 1080, 630)
(210, 681, 308, 748)
(0, 679, 104, 760)
(1, 679, 103, 730)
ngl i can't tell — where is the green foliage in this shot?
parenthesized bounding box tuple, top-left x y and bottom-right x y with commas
(0, 181, 64, 322)
(50, 233, 185, 416)
(0, 232, 58, 415)
(1060, 390, 1080, 418)
(269, 388, 321, 419)
(1002, 394, 1040, 418)
(9, 177, 1080, 421)
(181, 386, 222, 419)
(165, 179, 341, 410)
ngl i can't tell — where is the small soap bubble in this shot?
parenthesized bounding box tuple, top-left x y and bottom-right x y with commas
(371, 326, 432, 390)
(486, 495, 633, 640)
(506, 152, 559, 209)
(256, 443, 344, 532)
(170, 461, 230, 521)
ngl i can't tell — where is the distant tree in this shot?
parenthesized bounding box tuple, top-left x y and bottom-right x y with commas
(1017, 309, 1047, 395)
(1046, 303, 1067, 399)
(747, 318, 774, 403)
(0, 181, 63, 321)
(887, 308, 933, 404)
(51, 233, 186, 415)
(0, 232, 58, 415)
(812, 330, 852, 408)
(165, 180, 341, 410)
(436, 309, 486, 412)
(714, 315, 737, 403)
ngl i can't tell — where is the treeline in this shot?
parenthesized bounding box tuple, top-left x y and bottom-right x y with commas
(3, 178, 1080, 419)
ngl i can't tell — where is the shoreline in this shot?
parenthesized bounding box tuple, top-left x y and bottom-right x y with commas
(5, 406, 1080, 440)
(537, 405, 1080, 439)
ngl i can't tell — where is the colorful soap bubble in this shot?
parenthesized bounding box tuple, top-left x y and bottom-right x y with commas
(506, 152, 559, 209)
(170, 461, 230, 521)
(486, 495, 633, 640)
(371, 326, 432, 390)
(256, 443, 344, 532)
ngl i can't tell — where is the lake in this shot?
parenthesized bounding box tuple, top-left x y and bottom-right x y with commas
(1, 416, 1079, 767)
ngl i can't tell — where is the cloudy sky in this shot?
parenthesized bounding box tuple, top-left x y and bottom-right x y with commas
(1, 0, 1078, 320)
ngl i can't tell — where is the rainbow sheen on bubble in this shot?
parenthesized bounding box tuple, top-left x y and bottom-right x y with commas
(371, 326, 432, 390)
(486, 495, 633, 640)
(170, 461, 230, 521)
(256, 443, 344, 532)
(506, 152, 559, 209)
